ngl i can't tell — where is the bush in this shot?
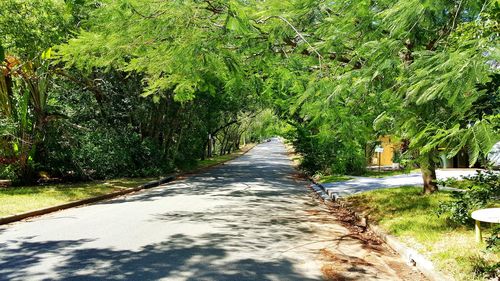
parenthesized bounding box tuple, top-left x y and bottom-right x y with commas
(285, 126, 368, 176)
(486, 225, 500, 253)
(437, 171, 500, 225)
(40, 123, 173, 181)
(469, 254, 500, 280)
(392, 150, 402, 163)
(0, 163, 17, 181)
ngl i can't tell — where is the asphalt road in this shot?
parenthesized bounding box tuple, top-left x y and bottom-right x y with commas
(0, 139, 422, 281)
(322, 169, 481, 198)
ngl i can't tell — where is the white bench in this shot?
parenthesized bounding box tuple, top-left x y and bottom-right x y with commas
(471, 208, 500, 243)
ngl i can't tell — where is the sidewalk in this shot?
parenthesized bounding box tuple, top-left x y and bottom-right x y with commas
(322, 169, 481, 198)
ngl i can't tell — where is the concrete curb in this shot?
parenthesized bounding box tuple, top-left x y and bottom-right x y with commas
(311, 179, 454, 281)
(368, 224, 453, 281)
(0, 144, 258, 226)
(306, 177, 335, 199)
(307, 183, 333, 202)
(0, 175, 176, 225)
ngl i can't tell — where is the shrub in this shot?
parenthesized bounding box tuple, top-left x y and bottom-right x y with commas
(0, 163, 17, 181)
(469, 254, 500, 280)
(485, 225, 500, 253)
(437, 171, 499, 225)
(392, 150, 402, 163)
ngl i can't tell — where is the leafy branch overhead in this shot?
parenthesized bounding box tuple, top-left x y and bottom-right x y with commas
(0, 0, 499, 192)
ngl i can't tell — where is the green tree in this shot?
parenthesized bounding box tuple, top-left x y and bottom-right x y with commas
(0, 0, 73, 180)
(265, 0, 500, 193)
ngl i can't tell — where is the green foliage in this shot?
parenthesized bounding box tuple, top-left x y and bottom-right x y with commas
(392, 150, 402, 163)
(0, 0, 72, 59)
(0, 44, 4, 61)
(274, 0, 500, 187)
(469, 254, 500, 280)
(0, 163, 17, 181)
(346, 186, 499, 280)
(1, 0, 499, 188)
(246, 109, 286, 142)
(486, 225, 500, 253)
(56, 0, 258, 102)
(437, 171, 500, 225)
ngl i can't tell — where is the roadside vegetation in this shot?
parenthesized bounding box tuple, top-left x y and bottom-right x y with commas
(360, 169, 420, 178)
(1, 0, 498, 194)
(0, 178, 152, 217)
(182, 143, 256, 172)
(0, 1, 499, 279)
(313, 174, 352, 184)
(313, 168, 420, 183)
(344, 172, 500, 280)
(0, 144, 255, 218)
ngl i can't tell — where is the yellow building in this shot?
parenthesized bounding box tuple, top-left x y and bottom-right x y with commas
(370, 136, 478, 169)
(371, 136, 400, 166)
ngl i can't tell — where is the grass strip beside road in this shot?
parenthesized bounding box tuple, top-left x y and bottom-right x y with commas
(186, 143, 256, 172)
(344, 187, 499, 281)
(315, 174, 352, 183)
(361, 169, 419, 178)
(0, 178, 154, 218)
(0, 144, 256, 218)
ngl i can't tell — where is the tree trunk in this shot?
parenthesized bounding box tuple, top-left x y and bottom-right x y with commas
(207, 134, 213, 158)
(421, 152, 438, 194)
(220, 132, 227, 156)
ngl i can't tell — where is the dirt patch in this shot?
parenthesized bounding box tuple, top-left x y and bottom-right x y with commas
(321, 265, 353, 281)
(288, 171, 308, 184)
(286, 145, 426, 280)
(320, 249, 377, 281)
(305, 209, 323, 216)
(304, 190, 427, 280)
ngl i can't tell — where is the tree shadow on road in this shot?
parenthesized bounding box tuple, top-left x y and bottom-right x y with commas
(0, 143, 325, 281)
(0, 233, 318, 281)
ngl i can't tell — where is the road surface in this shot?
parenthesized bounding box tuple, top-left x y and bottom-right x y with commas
(322, 169, 481, 198)
(0, 139, 422, 280)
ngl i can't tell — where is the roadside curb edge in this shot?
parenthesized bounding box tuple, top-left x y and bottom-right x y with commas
(180, 143, 257, 176)
(0, 144, 260, 226)
(310, 179, 454, 281)
(0, 175, 176, 226)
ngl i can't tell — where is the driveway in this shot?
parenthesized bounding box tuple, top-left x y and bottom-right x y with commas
(322, 169, 481, 198)
(0, 139, 423, 280)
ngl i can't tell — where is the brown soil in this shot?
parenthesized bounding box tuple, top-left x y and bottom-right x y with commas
(286, 145, 427, 281)
(305, 187, 427, 281)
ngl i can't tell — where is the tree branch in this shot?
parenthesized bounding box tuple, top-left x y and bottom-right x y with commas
(255, 15, 323, 73)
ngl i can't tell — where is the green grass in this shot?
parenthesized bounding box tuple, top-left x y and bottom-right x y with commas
(0, 178, 154, 217)
(444, 178, 476, 190)
(316, 174, 352, 183)
(0, 144, 256, 218)
(361, 169, 418, 178)
(196, 155, 236, 168)
(345, 187, 499, 281)
(184, 144, 256, 171)
(313, 169, 416, 183)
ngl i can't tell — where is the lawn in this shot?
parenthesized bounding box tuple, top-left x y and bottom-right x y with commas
(312, 168, 419, 183)
(312, 169, 418, 184)
(0, 178, 154, 217)
(190, 144, 255, 171)
(0, 144, 256, 218)
(344, 187, 499, 281)
(315, 174, 352, 183)
(441, 178, 477, 190)
(361, 169, 419, 178)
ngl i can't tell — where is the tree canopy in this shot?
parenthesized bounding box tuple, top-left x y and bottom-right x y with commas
(1, 0, 499, 193)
